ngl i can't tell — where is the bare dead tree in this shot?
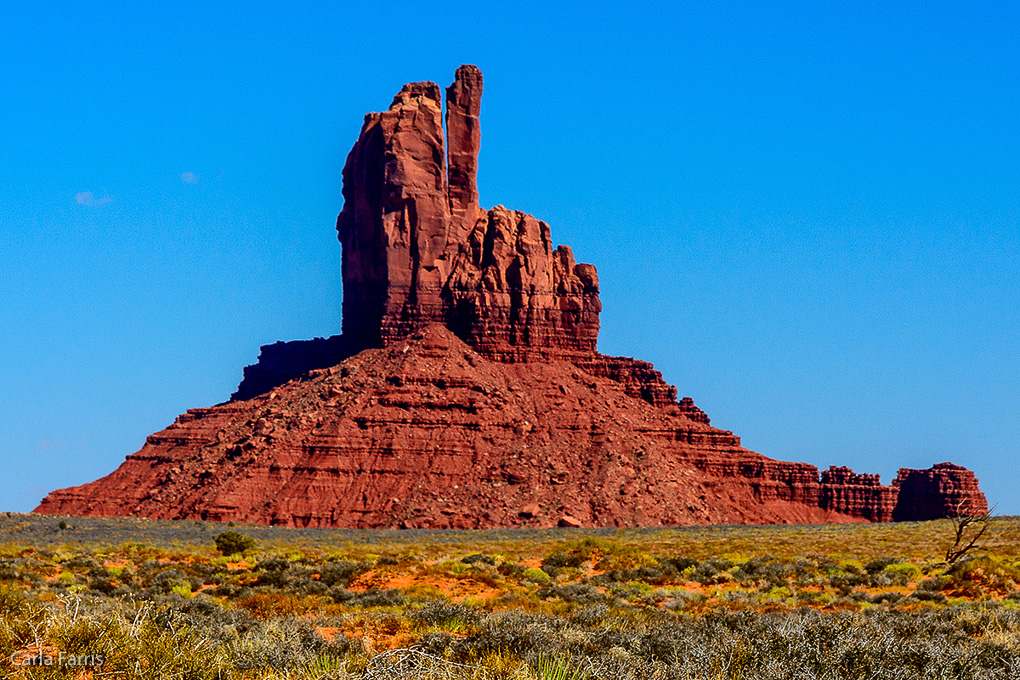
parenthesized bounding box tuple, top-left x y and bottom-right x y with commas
(944, 500, 995, 564)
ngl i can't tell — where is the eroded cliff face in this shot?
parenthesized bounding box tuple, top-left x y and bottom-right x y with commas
(34, 66, 989, 527)
(335, 66, 600, 358)
(819, 466, 897, 523)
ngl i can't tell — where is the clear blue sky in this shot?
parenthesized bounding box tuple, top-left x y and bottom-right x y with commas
(2, 1, 1017, 515)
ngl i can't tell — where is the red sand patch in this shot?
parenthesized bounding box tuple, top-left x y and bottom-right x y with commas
(347, 568, 500, 602)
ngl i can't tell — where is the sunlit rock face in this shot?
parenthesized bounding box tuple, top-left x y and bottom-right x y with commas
(34, 66, 989, 528)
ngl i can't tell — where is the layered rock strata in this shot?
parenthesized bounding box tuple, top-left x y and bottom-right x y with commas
(892, 463, 989, 521)
(32, 325, 902, 528)
(819, 466, 897, 523)
(35, 66, 989, 527)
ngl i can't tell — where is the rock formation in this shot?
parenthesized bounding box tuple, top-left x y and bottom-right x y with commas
(818, 467, 897, 523)
(892, 463, 989, 521)
(38, 323, 953, 528)
(335, 65, 600, 359)
(446, 64, 483, 235)
(34, 66, 989, 528)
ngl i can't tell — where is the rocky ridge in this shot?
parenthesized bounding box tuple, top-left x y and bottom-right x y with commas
(35, 66, 988, 527)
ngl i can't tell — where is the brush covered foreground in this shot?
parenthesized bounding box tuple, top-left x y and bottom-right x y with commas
(2, 513, 1019, 678)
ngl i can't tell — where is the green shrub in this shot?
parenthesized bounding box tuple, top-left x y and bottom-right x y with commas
(170, 584, 192, 598)
(543, 551, 584, 570)
(319, 559, 364, 586)
(691, 558, 734, 584)
(883, 563, 921, 579)
(214, 531, 255, 556)
(530, 654, 588, 680)
(537, 584, 604, 604)
(524, 567, 551, 584)
(461, 553, 497, 566)
(412, 599, 481, 627)
(666, 556, 698, 572)
(498, 561, 526, 577)
(864, 556, 898, 575)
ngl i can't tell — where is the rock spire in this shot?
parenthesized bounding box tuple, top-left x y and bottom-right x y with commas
(336, 64, 600, 357)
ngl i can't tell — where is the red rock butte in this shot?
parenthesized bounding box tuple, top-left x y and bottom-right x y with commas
(35, 66, 988, 528)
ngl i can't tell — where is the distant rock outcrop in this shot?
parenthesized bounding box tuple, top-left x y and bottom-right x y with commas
(893, 463, 989, 521)
(34, 66, 989, 528)
(819, 466, 897, 523)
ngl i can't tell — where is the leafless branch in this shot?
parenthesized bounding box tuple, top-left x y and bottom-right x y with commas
(945, 500, 995, 564)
